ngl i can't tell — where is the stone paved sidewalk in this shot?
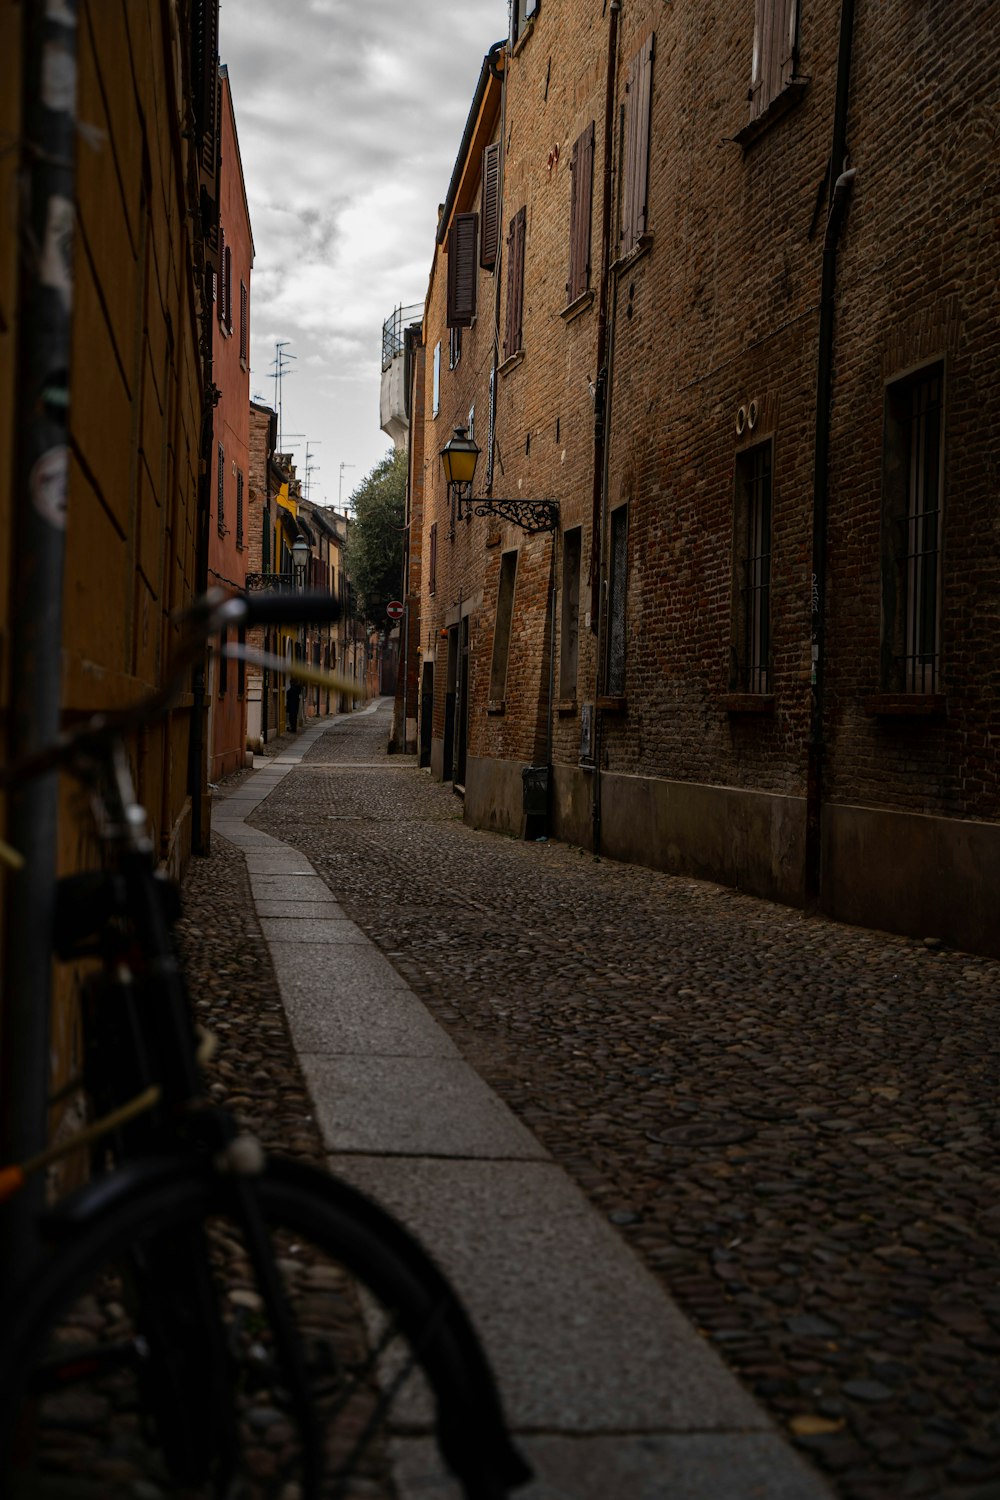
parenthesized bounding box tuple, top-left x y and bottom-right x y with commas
(241, 701, 1000, 1500)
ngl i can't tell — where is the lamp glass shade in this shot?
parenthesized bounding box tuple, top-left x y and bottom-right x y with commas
(291, 536, 310, 570)
(440, 427, 480, 488)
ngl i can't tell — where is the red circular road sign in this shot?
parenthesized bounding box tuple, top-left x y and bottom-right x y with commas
(386, 600, 404, 620)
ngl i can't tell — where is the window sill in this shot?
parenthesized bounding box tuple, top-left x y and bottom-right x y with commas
(498, 349, 524, 378)
(863, 693, 947, 718)
(725, 693, 774, 715)
(487, 699, 506, 715)
(732, 76, 810, 150)
(597, 694, 626, 713)
(557, 698, 578, 715)
(511, 19, 536, 58)
(610, 234, 653, 279)
(561, 289, 595, 324)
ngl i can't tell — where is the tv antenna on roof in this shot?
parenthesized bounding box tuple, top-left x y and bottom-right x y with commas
(269, 341, 296, 449)
(339, 461, 356, 511)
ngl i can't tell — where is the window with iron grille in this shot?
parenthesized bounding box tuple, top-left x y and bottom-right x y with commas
(731, 443, 772, 694)
(236, 468, 244, 548)
(882, 365, 943, 693)
(560, 527, 582, 699)
(490, 550, 518, 702)
(217, 442, 225, 534)
(606, 506, 628, 695)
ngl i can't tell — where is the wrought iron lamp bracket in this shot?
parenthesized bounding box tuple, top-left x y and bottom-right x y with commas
(453, 485, 559, 535)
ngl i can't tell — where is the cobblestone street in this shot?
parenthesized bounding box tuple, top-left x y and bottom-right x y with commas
(237, 701, 1000, 1500)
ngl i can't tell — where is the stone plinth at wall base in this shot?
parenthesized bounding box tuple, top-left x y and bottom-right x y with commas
(553, 766, 806, 908)
(464, 755, 530, 839)
(822, 803, 1000, 959)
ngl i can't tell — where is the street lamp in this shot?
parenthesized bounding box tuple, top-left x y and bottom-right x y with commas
(438, 425, 558, 535)
(291, 534, 310, 590)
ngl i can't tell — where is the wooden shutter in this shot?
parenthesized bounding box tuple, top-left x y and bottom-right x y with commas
(480, 142, 501, 271)
(751, 0, 798, 120)
(240, 280, 248, 361)
(447, 212, 478, 328)
(224, 243, 233, 332)
(567, 121, 594, 302)
(429, 521, 438, 594)
(621, 34, 654, 257)
(504, 206, 526, 359)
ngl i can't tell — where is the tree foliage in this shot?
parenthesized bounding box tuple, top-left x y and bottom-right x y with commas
(344, 449, 406, 626)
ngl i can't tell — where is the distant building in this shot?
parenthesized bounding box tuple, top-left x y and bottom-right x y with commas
(207, 65, 254, 781)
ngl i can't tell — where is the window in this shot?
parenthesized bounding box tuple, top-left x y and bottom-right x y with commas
(432, 341, 441, 416)
(750, 0, 799, 122)
(620, 35, 655, 258)
(239, 279, 248, 364)
(217, 442, 225, 534)
(480, 142, 500, 271)
(560, 527, 582, 699)
(490, 549, 518, 702)
(447, 212, 478, 328)
(882, 365, 943, 693)
(236, 468, 244, 548)
(504, 207, 526, 359)
(606, 506, 628, 695)
(510, 0, 539, 47)
(731, 443, 772, 694)
(567, 122, 594, 303)
(429, 521, 438, 595)
(218, 225, 226, 325)
(449, 323, 462, 369)
(467, 403, 475, 442)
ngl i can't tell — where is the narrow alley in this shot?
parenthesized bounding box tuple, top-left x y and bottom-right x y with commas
(181, 701, 1000, 1500)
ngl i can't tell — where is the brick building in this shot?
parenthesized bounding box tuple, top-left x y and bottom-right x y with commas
(207, 65, 253, 780)
(410, 0, 1000, 955)
(1, 1, 220, 1183)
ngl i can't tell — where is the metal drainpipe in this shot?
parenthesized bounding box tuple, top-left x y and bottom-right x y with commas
(590, 0, 621, 859)
(805, 0, 857, 906)
(0, 0, 80, 1286)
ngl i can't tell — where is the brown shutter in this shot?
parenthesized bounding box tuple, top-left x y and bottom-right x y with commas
(504, 207, 526, 359)
(621, 35, 654, 255)
(240, 280, 248, 361)
(567, 121, 594, 302)
(751, 0, 796, 119)
(224, 243, 233, 332)
(480, 142, 501, 270)
(447, 212, 478, 328)
(219, 225, 226, 323)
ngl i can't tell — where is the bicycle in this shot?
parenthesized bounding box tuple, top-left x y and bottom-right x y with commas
(0, 587, 531, 1500)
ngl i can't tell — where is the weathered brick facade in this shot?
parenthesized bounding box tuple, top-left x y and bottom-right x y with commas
(411, 1, 1000, 955)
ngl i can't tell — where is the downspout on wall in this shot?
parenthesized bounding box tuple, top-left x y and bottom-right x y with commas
(590, 0, 621, 859)
(0, 0, 79, 1286)
(805, 0, 857, 905)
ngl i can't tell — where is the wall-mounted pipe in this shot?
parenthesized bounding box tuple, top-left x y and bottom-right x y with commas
(805, 0, 857, 906)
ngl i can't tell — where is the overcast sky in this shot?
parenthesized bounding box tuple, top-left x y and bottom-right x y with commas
(220, 0, 504, 509)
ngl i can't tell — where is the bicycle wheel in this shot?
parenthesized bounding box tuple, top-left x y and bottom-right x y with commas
(0, 1155, 529, 1500)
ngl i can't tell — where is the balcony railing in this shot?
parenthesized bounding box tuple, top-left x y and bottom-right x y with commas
(381, 302, 422, 370)
(245, 572, 292, 591)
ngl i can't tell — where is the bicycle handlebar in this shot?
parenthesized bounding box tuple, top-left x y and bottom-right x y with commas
(228, 591, 342, 628)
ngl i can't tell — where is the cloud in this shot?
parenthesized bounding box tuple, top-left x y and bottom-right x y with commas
(221, 0, 501, 495)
